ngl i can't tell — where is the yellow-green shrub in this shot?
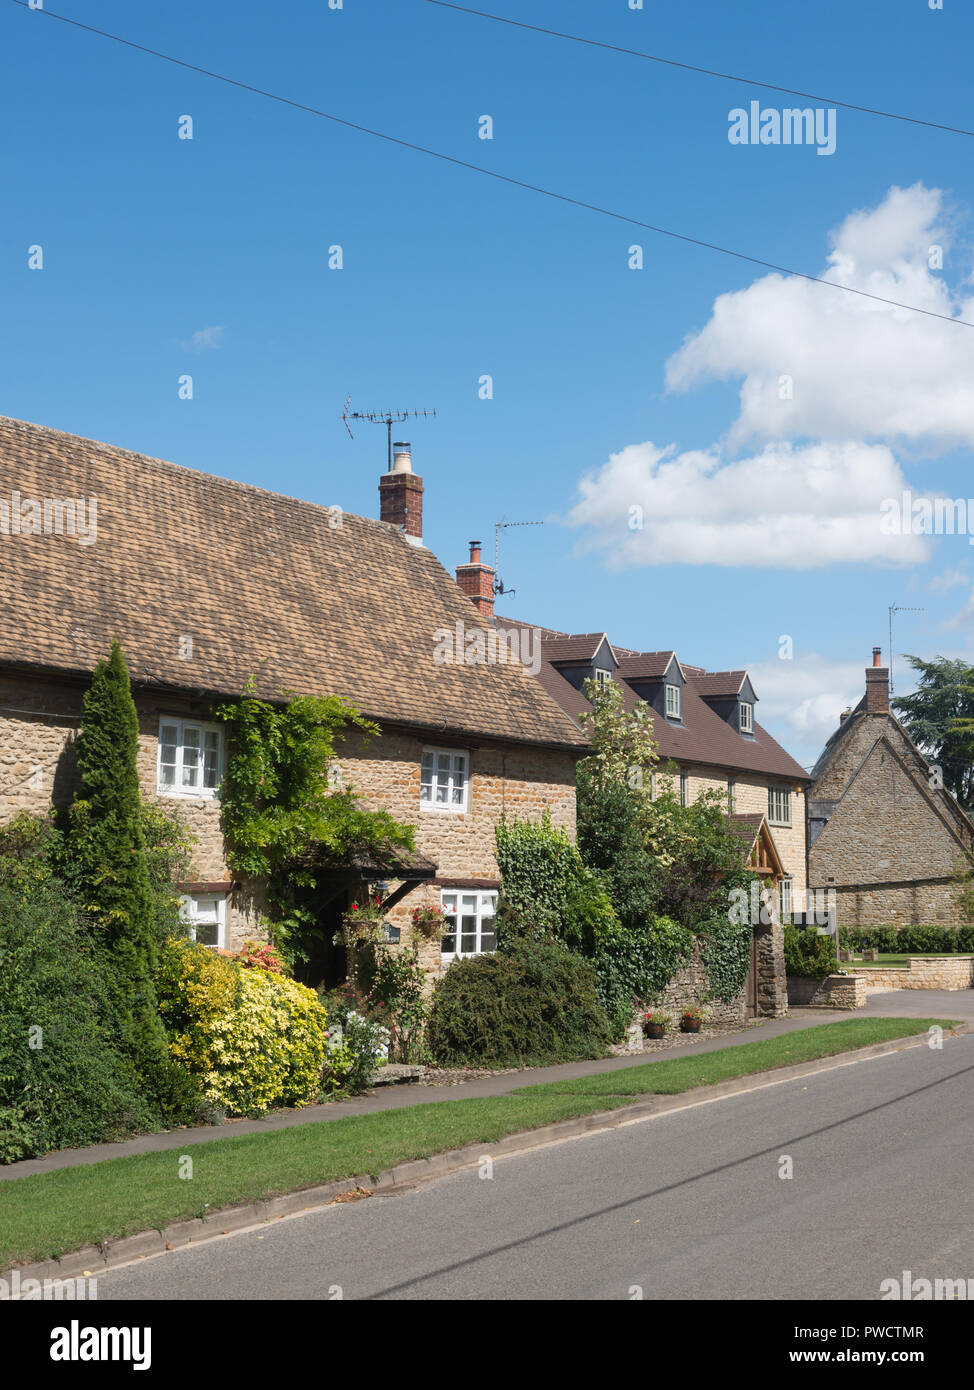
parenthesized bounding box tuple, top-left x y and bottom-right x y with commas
(157, 939, 327, 1115)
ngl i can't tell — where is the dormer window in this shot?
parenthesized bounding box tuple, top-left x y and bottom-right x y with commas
(594, 669, 613, 689)
(740, 701, 754, 733)
(665, 684, 682, 720)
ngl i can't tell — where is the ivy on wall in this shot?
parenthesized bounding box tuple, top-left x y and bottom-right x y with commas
(211, 676, 415, 965)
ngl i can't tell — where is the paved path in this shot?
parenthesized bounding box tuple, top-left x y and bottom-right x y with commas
(95, 1030, 974, 1300)
(3, 987, 969, 1181)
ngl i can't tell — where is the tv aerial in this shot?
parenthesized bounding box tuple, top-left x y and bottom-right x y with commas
(341, 397, 437, 466)
(887, 603, 924, 696)
(494, 517, 544, 600)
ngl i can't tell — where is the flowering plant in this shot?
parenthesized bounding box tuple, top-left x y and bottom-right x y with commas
(681, 1005, 707, 1024)
(642, 1009, 671, 1029)
(335, 896, 388, 948)
(411, 902, 445, 941)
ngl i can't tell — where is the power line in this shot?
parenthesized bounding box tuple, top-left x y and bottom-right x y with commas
(9, 0, 974, 330)
(423, 0, 974, 140)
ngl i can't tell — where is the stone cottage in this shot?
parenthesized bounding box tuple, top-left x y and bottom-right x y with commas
(0, 415, 588, 986)
(807, 648, 974, 926)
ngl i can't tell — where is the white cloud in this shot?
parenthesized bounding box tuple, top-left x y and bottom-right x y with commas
(942, 588, 974, 630)
(567, 438, 926, 570)
(929, 565, 969, 592)
(665, 184, 974, 451)
(182, 325, 224, 353)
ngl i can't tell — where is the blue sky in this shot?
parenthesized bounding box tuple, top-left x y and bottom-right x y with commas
(3, 0, 973, 767)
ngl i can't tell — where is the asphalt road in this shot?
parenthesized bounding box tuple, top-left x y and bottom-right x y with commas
(95, 1031, 974, 1300)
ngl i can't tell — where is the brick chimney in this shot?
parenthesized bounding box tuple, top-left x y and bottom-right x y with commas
(378, 442, 423, 546)
(456, 540, 495, 620)
(865, 646, 889, 714)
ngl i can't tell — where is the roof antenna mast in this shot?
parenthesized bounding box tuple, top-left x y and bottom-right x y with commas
(341, 397, 437, 466)
(887, 602, 924, 696)
(494, 517, 544, 599)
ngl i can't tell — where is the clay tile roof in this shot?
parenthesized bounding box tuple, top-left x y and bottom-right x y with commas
(0, 416, 588, 751)
(501, 613, 810, 782)
(615, 651, 677, 681)
(691, 671, 748, 698)
(540, 632, 613, 664)
(725, 812, 765, 850)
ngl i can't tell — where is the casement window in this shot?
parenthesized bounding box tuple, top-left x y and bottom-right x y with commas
(179, 893, 227, 949)
(594, 669, 613, 689)
(440, 890, 497, 960)
(157, 719, 223, 797)
(727, 778, 736, 813)
(740, 701, 754, 734)
(779, 878, 793, 921)
(768, 786, 791, 826)
(665, 684, 682, 720)
(420, 748, 468, 812)
(680, 771, 689, 807)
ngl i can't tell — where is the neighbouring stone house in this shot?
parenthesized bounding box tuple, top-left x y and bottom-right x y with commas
(0, 416, 589, 987)
(807, 648, 974, 926)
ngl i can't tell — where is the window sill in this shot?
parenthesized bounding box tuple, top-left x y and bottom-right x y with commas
(420, 804, 467, 815)
(158, 788, 221, 802)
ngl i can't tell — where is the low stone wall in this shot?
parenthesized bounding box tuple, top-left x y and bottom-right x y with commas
(847, 957, 974, 991)
(787, 973, 868, 1009)
(657, 945, 748, 1029)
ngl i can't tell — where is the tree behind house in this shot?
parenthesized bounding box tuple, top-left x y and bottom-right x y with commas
(892, 655, 974, 811)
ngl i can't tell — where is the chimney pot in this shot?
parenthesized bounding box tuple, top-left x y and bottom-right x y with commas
(865, 650, 890, 715)
(872, 646, 882, 667)
(379, 445, 423, 544)
(456, 541, 495, 620)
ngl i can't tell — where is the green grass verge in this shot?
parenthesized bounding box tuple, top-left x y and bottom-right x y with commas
(513, 1018, 958, 1097)
(0, 1017, 958, 1268)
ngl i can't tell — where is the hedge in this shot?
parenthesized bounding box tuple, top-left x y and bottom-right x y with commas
(426, 938, 613, 1067)
(838, 925, 974, 954)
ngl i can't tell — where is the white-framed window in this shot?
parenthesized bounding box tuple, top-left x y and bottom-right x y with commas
(665, 683, 682, 719)
(158, 719, 223, 797)
(179, 892, 227, 949)
(727, 778, 736, 813)
(420, 747, 468, 812)
(440, 890, 497, 959)
(779, 878, 793, 921)
(680, 771, 689, 806)
(740, 701, 754, 733)
(769, 786, 791, 826)
(594, 668, 613, 688)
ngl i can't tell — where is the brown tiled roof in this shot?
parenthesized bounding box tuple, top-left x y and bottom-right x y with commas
(0, 416, 588, 751)
(541, 633, 613, 664)
(692, 671, 748, 698)
(615, 652, 678, 681)
(498, 614, 811, 782)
